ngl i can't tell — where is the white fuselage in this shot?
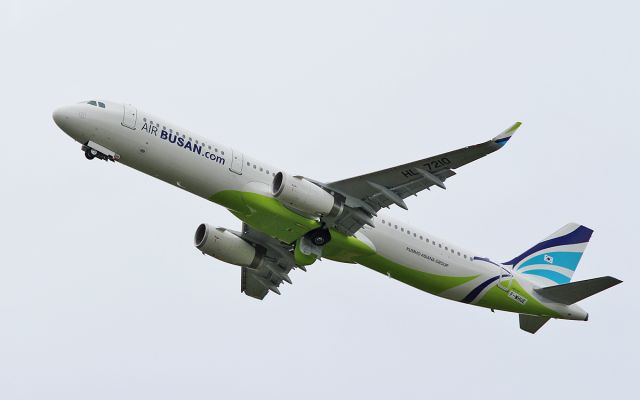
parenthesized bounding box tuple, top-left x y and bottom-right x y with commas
(52, 100, 587, 320)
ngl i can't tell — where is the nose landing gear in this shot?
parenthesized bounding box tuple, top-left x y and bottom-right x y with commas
(81, 141, 120, 162)
(84, 147, 98, 160)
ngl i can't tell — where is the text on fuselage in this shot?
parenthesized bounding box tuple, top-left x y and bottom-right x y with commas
(406, 246, 449, 267)
(140, 122, 226, 165)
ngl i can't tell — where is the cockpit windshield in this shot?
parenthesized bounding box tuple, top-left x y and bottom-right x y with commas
(82, 100, 106, 108)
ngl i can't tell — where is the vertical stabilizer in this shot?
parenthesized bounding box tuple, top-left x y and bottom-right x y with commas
(504, 223, 593, 286)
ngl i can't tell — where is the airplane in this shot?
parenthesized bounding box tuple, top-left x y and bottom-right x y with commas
(52, 99, 622, 334)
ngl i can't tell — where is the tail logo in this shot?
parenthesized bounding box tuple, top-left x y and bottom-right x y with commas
(504, 224, 594, 286)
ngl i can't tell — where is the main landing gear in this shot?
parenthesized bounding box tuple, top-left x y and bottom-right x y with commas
(297, 227, 331, 260)
(304, 227, 332, 246)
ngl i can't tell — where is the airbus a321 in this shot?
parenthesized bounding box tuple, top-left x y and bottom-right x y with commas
(53, 100, 622, 333)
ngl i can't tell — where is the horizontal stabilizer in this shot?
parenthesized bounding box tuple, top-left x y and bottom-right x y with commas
(519, 314, 550, 334)
(535, 276, 622, 305)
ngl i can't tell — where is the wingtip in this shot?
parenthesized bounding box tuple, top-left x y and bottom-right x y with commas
(493, 122, 522, 146)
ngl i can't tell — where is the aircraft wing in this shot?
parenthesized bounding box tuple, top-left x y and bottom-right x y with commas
(325, 123, 521, 235)
(237, 223, 304, 300)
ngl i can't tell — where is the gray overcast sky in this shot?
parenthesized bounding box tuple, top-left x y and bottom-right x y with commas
(1, 1, 638, 399)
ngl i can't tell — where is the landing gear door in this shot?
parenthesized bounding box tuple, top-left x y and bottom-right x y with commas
(122, 104, 137, 130)
(497, 265, 513, 291)
(230, 149, 243, 175)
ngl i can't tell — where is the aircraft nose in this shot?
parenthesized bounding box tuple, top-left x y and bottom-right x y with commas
(52, 106, 72, 130)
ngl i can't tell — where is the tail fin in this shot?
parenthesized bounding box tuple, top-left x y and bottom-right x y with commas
(504, 223, 593, 286)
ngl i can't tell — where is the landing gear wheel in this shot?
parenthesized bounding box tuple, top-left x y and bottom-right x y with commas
(306, 228, 331, 246)
(84, 148, 96, 160)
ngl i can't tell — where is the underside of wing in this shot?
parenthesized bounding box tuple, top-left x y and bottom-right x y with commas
(237, 223, 304, 300)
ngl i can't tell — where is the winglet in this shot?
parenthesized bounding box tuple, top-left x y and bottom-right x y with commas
(493, 122, 522, 146)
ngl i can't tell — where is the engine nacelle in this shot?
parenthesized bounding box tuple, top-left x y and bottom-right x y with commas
(271, 172, 341, 217)
(194, 223, 261, 268)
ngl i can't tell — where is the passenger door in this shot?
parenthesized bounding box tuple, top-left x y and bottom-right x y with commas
(230, 149, 243, 174)
(122, 104, 137, 129)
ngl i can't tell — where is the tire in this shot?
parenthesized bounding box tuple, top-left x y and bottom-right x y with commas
(307, 228, 331, 246)
(85, 150, 95, 160)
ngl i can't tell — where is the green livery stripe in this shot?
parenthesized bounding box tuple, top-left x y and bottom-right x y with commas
(211, 191, 380, 262)
(210, 190, 478, 295)
(475, 279, 561, 317)
(209, 189, 554, 316)
(210, 190, 320, 243)
(353, 253, 479, 295)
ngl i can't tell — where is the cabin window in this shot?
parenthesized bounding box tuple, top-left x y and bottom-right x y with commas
(98, 102, 105, 108)
(394, 225, 398, 229)
(266, 170, 270, 174)
(419, 235, 423, 240)
(221, 151, 225, 155)
(439, 244, 442, 248)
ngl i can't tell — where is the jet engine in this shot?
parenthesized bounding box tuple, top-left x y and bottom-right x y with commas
(271, 172, 342, 217)
(194, 223, 262, 268)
